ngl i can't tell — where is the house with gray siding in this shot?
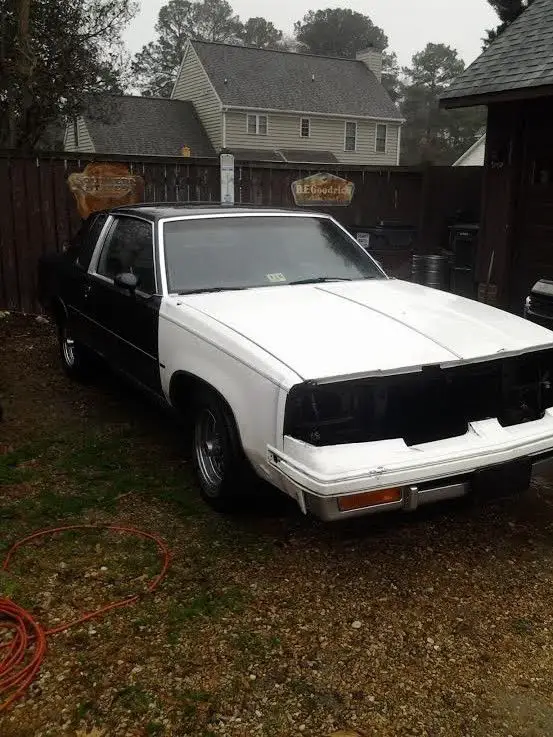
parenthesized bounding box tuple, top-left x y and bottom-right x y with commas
(66, 41, 403, 165)
(173, 40, 403, 165)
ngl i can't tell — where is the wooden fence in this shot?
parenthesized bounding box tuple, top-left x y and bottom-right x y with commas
(0, 151, 483, 313)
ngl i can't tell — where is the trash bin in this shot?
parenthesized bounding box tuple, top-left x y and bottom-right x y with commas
(448, 223, 479, 299)
(411, 254, 450, 291)
(354, 222, 417, 280)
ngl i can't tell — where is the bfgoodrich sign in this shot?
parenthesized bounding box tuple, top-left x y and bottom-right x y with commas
(291, 172, 355, 207)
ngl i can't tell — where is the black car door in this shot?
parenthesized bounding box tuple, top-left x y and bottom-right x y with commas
(86, 215, 162, 395)
(61, 212, 110, 348)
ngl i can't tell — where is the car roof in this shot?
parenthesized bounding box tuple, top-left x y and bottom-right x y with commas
(108, 203, 315, 222)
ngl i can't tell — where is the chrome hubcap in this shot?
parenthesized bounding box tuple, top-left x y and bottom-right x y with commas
(62, 330, 75, 367)
(195, 409, 225, 494)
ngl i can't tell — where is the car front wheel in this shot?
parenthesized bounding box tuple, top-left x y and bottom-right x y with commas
(58, 322, 92, 380)
(192, 394, 250, 512)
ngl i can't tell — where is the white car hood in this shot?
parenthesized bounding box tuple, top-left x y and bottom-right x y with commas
(177, 279, 553, 382)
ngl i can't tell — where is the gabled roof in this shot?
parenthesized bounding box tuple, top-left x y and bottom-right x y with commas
(191, 40, 401, 120)
(452, 134, 486, 166)
(442, 0, 553, 107)
(82, 95, 216, 157)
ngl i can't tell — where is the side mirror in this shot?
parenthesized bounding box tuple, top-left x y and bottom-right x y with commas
(114, 272, 139, 293)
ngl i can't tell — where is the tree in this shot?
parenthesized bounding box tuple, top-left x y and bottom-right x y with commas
(484, 0, 534, 45)
(0, 0, 136, 150)
(239, 17, 283, 49)
(132, 0, 242, 97)
(382, 51, 401, 103)
(399, 43, 486, 165)
(294, 8, 387, 58)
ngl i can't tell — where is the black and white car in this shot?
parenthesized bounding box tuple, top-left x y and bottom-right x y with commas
(39, 204, 553, 521)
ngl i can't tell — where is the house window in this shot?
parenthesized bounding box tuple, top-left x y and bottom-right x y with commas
(247, 114, 268, 136)
(73, 119, 79, 147)
(300, 118, 310, 138)
(344, 121, 357, 152)
(376, 123, 387, 153)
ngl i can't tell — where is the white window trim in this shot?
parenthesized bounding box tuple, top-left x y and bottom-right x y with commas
(300, 117, 311, 138)
(344, 121, 357, 152)
(376, 123, 388, 154)
(246, 113, 268, 136)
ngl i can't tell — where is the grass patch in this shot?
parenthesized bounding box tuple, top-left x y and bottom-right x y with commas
(0, 445, 40, 484)
(0, 571, 19, 599)
(166, 587, 247, 644)
(145, 722, 165, 736)
(113, 685, 154, 715)
(0, 426, 203, 537)
(168, 586, 246, 624)
(512, 617, 535, 635)
(73, 699, 99, 723)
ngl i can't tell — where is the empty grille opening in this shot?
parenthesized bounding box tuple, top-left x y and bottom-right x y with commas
(285, 349, 553, 447)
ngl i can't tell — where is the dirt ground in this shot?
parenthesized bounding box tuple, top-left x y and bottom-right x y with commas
(2, 313, 553, 737)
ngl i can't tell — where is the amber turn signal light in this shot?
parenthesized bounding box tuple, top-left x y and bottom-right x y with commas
(338, 488, 402, 512)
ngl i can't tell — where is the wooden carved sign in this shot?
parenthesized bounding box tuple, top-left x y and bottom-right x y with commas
(291, 172, 355, 207)
(68, 162, 145, 219)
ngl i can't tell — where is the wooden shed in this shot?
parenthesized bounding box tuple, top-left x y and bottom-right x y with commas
(441, 0, 553, 312)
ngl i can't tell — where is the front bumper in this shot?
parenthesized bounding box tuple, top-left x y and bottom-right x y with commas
(298, 452, 553, 521)
(267, 412, 553, 521)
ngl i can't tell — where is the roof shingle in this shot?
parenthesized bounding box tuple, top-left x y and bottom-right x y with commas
(83, 95, 216, 157)
(191, 41, 401, 120)
(442, 0, 553, 105)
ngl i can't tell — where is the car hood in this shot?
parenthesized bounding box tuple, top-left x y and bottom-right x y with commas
(176, 279, 553, 382)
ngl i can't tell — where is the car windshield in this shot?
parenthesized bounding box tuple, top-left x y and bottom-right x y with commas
(162, 215, 385, 295)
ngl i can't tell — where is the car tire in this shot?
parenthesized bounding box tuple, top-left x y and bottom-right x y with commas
(192, 393, 251, 513)
(58, 321, 92, 381)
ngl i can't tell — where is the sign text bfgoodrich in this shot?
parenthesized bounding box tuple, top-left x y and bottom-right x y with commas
(291, 172, 355, 207)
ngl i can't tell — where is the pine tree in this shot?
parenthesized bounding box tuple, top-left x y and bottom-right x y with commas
(485, 0, 535, 45)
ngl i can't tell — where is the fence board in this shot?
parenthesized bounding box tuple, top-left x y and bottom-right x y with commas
(10, 159, 32, 312)
(23, 158, 45, 312)
(0, 152, 483, 313)
(38, 160, 59, 257)
(0, 159, 18, 310)
(165, 164, 178, 202)
(50, 158, 71, 254)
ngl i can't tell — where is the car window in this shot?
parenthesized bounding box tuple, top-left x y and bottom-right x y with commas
(163, 216, 384, 294)
(65, 213, 108, 269)
(97, 217, 155, 294)
(77, 213, 109, 270)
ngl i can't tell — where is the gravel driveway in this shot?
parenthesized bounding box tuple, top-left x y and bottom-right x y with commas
(2, 314, 553, 737)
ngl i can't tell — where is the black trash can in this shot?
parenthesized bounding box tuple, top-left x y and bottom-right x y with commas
(448, 223, 479, 299)
(354, 222, 417, 280)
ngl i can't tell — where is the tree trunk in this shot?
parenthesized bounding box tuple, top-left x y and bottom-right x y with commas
(7, 0, 32, 149)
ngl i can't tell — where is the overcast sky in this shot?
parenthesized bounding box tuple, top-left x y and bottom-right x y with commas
(124, 0, 498, 68)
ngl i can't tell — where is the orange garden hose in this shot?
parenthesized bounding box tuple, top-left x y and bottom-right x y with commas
(0, 525, 171, 713)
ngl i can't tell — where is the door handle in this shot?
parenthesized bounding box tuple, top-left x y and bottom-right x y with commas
(83, 285, 91, 299)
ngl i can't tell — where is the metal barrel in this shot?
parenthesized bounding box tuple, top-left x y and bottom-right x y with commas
(411, 254, 426, 285)
(411, 254, 449, 290)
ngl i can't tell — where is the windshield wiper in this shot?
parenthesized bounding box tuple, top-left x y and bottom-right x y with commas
(177, 286, 249, 295)
(288, 277, 354, 286)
